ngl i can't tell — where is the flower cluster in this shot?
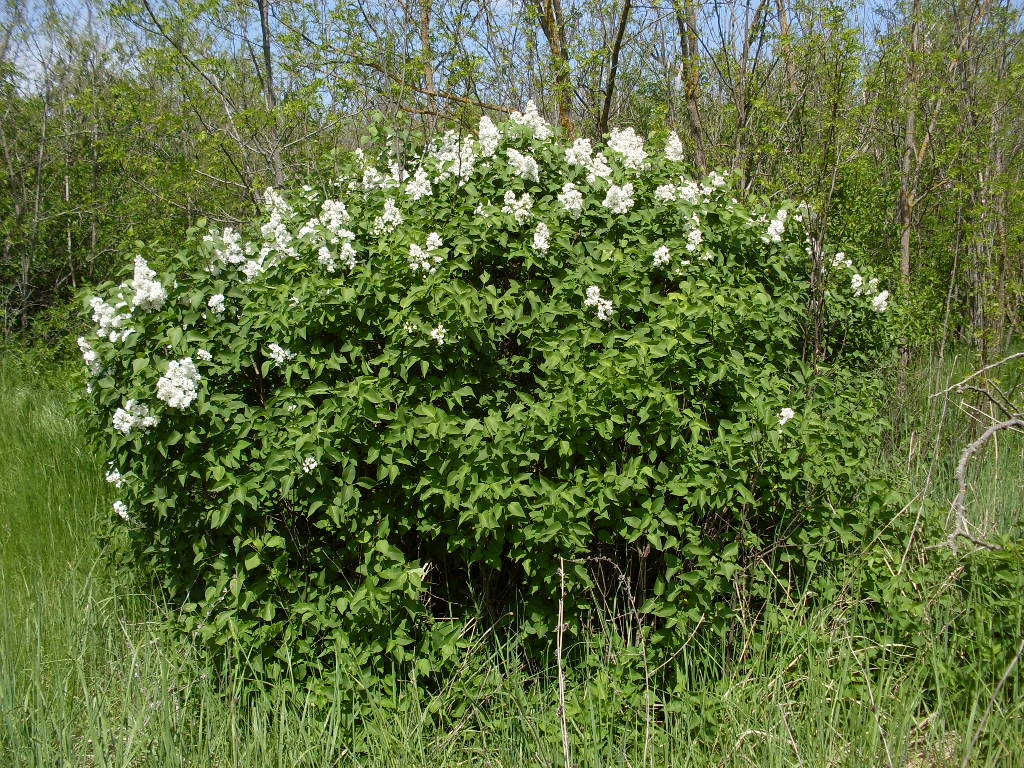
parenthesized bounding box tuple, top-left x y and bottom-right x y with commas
(584, 285, 614, 321)
(204, 226, 246, 270)
(372, 198, 404, 235)
(408, 233, 444, 274)
(557, 182, 583, 218)
(478, 115, 501, 157)
(430, 130, 477, 184)
(78, 337, 102, 376)
(831, 251, 853, 269)
(665, 132, 685, 162)
(565, 138, 612, 185)
(652, 245, 671, 267)
(208, 293, 226, 314)
(764, 208, 788, 244)
(607, 127, 647, 170)
(685, 215, 704, 254)
(156, 358, 201, 410)
(532, 222, 551, 252)
(105, 465, 125, 488)
(113, 500, 130, 521)
(268, 343, 295, 366)
(112, 399, 158, 435)
(430, 324, 448, 345)
(302, 456, 318, 474)
(90, 296, 132, 343)
(128, 256, 167, 311)
(602, 183, 635, 214)
(258, 187, 299, 268)
(778, 407, 796, 426)
(837, 257, 890, 313)
(509, 100, 552, 140)
(506, 148, 539, 182)
(502, 191, 533, 225)
(405, 167, 432, 200)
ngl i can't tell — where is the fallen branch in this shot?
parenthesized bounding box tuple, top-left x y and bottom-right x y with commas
(949, 417, 1024, 553)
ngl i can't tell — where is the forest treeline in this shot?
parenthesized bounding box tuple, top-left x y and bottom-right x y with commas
(1, 0, 1021, 356)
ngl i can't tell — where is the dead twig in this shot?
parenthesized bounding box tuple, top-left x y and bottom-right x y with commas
(949, 417, 1024, 553)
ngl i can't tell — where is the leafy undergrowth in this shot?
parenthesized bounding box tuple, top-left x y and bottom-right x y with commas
(1, 357, 1022, 767)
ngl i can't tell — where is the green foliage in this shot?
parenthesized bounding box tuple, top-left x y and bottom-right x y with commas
(4, 358, 1024, 766)
(79, 116, 896, 681)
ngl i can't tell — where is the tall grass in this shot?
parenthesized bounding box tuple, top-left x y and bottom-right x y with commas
(1, 357, 1022, 767)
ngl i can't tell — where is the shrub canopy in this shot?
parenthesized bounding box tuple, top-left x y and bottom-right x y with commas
(81, 106, 893, 682)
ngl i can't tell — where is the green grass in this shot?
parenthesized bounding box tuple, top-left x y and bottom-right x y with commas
(1, 356, 1022, 767)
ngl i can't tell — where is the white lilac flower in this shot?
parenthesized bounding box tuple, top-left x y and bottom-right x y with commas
(112, 399, 158, 435)
(405, 167, 432, 200)
(510, 100, 552, 140)
(302, 455, 318, 474)
(665, 132, 685, 162)
(654, 184, 677, 203)
(105, 466, 124, 488)
(259, 188, 298, 261)
(866, 277, 879, 294)
(372, 198, 404, 235)
(506, 148, 539, 182)
(709, 171, 727, 187)
(319, 199, 350, 235)
(557, 182, 584, 218)
(584, 285, 614, 321)
(268, 343, 294, 366)
(297, 219, 318, 240)
(431, 131, 477, 183)
(778, 407, 795, 426)
(676, 180, 703, 205)
(127, 256, 167, 311)
(430, 324, 447, 345)
(871, 290, 890, 312)
(764, 208, 788, 243)
(90, 296, 132, 343)
(206, 227, 245, 267)
(533, 222, 551, 252)
(602, 183, 635, 214)
(318, 246, 337, 273)
(409, 234, 444, 274)
(585, 153, 612, 185)
(502, 190, 533, 226)
(831, 251, 853, 269)
(851, 273, 864, 295)
(478, 115, 501, 157)
(607, 127, 647, 169)
(113, 500, 130, 521)
(195, 348, 213, 362)
(362, 165, 387, 190)
(77, 337, 102, 376)
(653, 245, 671, 267)
(208, 294, 226, 314)
(564, 138, 593, 167)
(156, 358, 201, 410)
(340, 241, 358, 270)
(686, 216, 704, 253)
(403, 321, 418, 334)
(241, 258, 265, 280)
